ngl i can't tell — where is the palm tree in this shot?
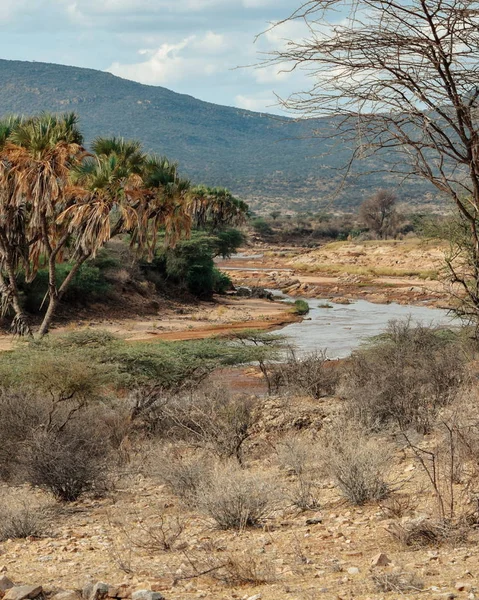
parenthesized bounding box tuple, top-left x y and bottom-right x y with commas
(3, 112, 84, 336)
(0, 116, 32, 335)
(189, 185, 249, 230)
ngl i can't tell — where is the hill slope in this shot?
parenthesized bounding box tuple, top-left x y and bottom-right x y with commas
(0, 59, 440, 211)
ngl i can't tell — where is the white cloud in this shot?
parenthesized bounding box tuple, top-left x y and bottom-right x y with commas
(235, 93, 278, 112)
(107, 32, 227, 85)
(0, 0, 30, 21)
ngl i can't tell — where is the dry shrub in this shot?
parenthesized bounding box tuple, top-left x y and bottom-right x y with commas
(23, 418, 110, 502)
(380, 494, 417, 519)
(213, 553, 277, 586)
(0, 384, 115, 486)
(372, 569, 424, 593)
(0, 389, 46, 480)
(0, 490, 51, 540)
(151, 448, 212, 505)
(269, 349, 339, 399)
(197, 463, 278, 529)
(341, 320, 465, 433)
(109, 506, 187, 555)
(386, 517, 467, 547)
(136, 388, 258, 464)
(277, 435, 320, 510)
(320, 423, 392, 505)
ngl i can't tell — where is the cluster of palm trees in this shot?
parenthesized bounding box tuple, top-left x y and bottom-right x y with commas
(0, 112, 248, 337)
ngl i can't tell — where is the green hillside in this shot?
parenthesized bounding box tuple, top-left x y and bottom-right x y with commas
(0, 59, 441, 211)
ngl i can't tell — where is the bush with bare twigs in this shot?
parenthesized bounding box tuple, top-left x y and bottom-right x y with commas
(0, 491, 51, 540)
(341, 320, 465, 433)
(22, 418, 110, 502)
(145, 389, 258, 464)
(320, 423, 392, 505)
(151, 449, 212, 505)
(277, 435, 320, 510)
(269, 349, 340, 399)
(372, 569, 424, 593)
(196, 463, 278, 529)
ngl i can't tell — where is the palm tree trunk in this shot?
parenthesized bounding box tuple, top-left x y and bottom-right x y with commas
(4, 258, 32, 337)
(37, 254, 89, 337)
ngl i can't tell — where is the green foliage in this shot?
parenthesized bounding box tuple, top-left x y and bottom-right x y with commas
(19, 262, 111, 313)
(0, 331, 271, 393)
(144, 229, 242, 298)
(291, 300, 310, 315)
(252, 218, 273, 235)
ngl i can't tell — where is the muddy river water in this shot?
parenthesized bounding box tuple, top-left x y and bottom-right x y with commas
(275, 295, 456, 358)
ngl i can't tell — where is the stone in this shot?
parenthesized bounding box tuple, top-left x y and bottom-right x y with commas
(370, 553, 391, 567)
(246, 595, 262, 600)
(347, 567, 359, 575)
(306, 514, 323, 526)
(51, 592, 81, 600)
(456, 582, 472, 592)
(131, 591, 165, 600)
(3, 586, 43, 600)
(0, 578, 14, 593)
(82, 583, 109, 600)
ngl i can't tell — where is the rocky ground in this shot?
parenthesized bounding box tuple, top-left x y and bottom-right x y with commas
(218, 239, 452, 308)
(1, 393, 478, 600)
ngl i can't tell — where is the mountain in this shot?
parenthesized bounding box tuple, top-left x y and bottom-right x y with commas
(0, 59, 441, 212)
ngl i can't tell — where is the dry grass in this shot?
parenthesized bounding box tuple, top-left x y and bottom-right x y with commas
(0, 490, 52, 541)
(372, 569, 424, 592)
(296, 262, 439, 279)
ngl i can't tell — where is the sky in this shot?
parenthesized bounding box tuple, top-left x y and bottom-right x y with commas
(0, 0, 312, 114)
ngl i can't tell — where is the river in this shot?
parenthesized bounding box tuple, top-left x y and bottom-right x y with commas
(274, 296, 456, 358)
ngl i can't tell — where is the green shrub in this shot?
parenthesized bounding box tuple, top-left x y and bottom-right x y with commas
(19, 262, 111, 313)
(291, 299, 310, 315)
(142, 229, 242, 298)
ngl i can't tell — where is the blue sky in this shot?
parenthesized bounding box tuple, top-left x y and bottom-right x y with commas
(0, 0, 311, 114)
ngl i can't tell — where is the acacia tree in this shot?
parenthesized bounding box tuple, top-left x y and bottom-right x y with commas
(268, 0, 479, 318)
(359, 189, 398, 239)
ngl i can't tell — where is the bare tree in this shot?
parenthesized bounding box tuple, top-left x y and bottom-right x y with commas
(359, 189, 398, 239)
(266, 0, 479, 319)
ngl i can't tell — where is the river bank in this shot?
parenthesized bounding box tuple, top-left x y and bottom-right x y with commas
(217, 238, 451, 308)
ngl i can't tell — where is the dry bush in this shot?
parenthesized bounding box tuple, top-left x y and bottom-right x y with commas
(341, 320, 465, 433)
(23, 418, 110, 502)
(213, 553, 277, 586)
(0, 490, 51, 540)
(108, 506, 188, 557)
(0, 389, 47, 480)
(151, 448, 212, 505)
(269, 349, 340, 399)
(386, 517, 467, 547)
(277, 435, 320, 510)
(136, 388, 258, 464)
(196, 463, 278, 530)
(372, 569, 424, 593)
(320, 423, 392, 505)
(379, 494, 417, 519)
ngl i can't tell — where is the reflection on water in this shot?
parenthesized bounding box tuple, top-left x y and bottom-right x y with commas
(278, 297, 456, 358)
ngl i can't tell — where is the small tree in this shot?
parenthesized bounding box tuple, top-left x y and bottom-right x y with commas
(359, 189, 398, 239)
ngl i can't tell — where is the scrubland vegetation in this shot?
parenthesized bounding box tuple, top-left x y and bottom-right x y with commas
(1, 317, 479, 597)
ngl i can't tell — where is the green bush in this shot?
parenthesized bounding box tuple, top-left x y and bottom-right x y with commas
(291, 299, 310, 315)
(19, 262, 111, 313)
(143, 229, 242, 298)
